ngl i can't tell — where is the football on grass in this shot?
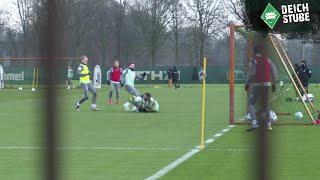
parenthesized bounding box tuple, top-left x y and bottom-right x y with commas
(294, 112, 303, 120)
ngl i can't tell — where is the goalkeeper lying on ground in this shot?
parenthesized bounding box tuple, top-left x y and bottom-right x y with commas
(123, 92, 159, 112)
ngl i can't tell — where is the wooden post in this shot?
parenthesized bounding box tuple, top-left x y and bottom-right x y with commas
(229, 23, 235, 125)
(200, 58, 207, 149)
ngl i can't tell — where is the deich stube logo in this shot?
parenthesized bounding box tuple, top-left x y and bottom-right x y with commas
(281, 3, 310, 24)
(261, 3, 311, 29)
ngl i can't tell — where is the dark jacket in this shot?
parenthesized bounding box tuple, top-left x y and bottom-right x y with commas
(167, 69, 173, 80)
(172, 67, 179, 82)
(300, 65, 312, 86)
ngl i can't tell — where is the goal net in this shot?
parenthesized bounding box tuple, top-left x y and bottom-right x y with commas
(229, 25, 317, 125)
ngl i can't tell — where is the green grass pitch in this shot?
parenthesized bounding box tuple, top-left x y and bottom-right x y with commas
(0, 84, 319, 180)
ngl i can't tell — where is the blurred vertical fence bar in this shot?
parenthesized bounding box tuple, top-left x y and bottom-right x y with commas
(41, 0, 67, 179)
(229, 23, 235, 125)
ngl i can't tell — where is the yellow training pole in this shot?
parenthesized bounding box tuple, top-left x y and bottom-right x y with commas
(200, 58, 207, 149)
(36, 66, 39, 89)
(32, 66, 36, 89)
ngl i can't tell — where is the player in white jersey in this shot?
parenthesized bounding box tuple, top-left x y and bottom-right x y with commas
(124, 92, 159, 113)
(122, 63, 146, 96)
(66, 65, 74, 90)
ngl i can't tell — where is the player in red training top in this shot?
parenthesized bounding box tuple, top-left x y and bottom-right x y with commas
(107, 60, 123, 104)
(245, 43, 277, 131)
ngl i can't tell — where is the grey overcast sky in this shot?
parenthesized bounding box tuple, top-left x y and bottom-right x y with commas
(0, 0, 20, 28)
(0, 0, 237, 31)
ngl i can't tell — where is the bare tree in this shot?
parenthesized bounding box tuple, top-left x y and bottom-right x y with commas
(0, 10, 7, 57)
(0, 0, 234, 67)
(186, 0, 224, 65)
(28, 0, 47, 56)
(169, 0, 185, 64)
(16, 0, 32, 55)
(132, 0, 172, 67)
(120, 14, 145, 65)
(0, 10, 6, 38)
(182, 24, 201, 66)
(68, 0, 96, 55)
(5, 29, 19, 57)
(224, 0, 248, 25)
(92, 0, 117, 64)
(115, 0, 129, 59)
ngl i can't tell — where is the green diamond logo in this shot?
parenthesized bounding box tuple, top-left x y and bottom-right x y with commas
(261, 3, 281, 29)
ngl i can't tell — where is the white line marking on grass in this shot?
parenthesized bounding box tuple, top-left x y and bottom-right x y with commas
(0, 99, 38, 105)
(146, 125, 236, 180)
(146, 149, 201, 180)
(205, 148, 250, 152)
(222, 128, 230, 133)
(213, 133, 223, 137)
(62, 147, 185, 151)
(205, 139, 215, 144)
(0, 146, 248, 152)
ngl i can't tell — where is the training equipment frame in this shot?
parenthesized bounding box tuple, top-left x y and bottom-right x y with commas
(228, 24, 316, 125)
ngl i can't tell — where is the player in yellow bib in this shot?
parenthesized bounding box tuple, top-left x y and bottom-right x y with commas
(75, 55, 100, 111)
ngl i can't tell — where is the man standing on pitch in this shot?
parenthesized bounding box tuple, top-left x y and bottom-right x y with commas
(122, 63, 146, 110)
(107, 60, 122, 104)
(0, 64, 4, 89)
(299, 60, 312, 94)
(122, 63, 146, 96)
(66, 65, 74, 90)
(167, 68, 173, 88)
(75, 55, 100, 111)
(245, 43, 277, 131)
(172, 66, 180, 89)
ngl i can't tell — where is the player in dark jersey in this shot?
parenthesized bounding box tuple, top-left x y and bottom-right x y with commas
(167, 68, 173, 88)
(172, 66, 180, 89)
(299, 60, 312, 94)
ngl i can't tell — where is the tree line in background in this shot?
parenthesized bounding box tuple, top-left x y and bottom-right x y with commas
(0, 0, 230, 67)
(0, 0, 319, 68)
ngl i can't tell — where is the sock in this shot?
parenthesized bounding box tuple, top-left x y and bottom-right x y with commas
(252, 120, 258, 127)
(123, 102, 131, 111)
(109, 92, 113, 100)
(132, 106, 138, 112)
(267, 122, 272, 127)
(91, 104, 97, 108)
(116, 92, 119, 102)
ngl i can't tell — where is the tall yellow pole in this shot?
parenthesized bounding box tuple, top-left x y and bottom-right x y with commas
(32, 66, 36, 89)
(36, 66, 39, 89)
(200, 58, 207, 149)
